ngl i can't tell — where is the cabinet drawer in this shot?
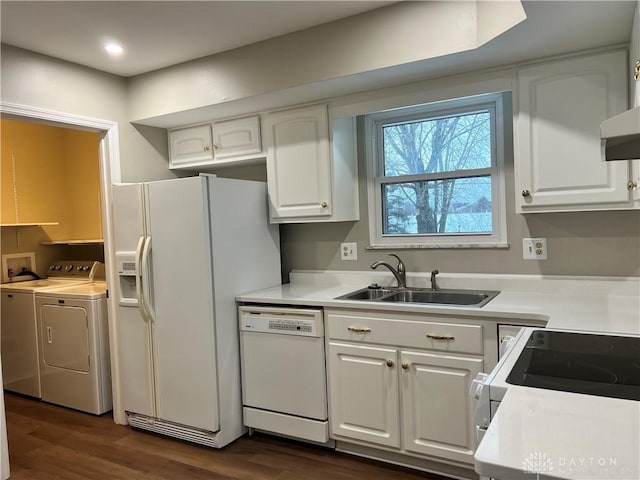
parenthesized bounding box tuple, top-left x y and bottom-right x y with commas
(327, 312, 483, 355)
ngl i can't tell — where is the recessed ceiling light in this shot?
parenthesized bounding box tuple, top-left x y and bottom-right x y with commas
(104, 42, 124, 56)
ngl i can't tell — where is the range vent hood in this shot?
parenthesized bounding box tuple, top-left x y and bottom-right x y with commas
(601, 105, 640, 161)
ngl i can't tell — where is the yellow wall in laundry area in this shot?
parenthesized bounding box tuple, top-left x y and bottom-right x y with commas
(1, 119, 102, 241)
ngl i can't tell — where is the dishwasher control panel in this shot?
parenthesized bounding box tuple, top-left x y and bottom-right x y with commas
(239, 306, 323, 337)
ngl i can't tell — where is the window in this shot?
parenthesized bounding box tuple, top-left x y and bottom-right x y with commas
(366, 93, 507, 248)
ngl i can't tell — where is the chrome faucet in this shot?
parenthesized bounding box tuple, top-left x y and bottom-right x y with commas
(430, 269, 439, 291)
(370, 254, 406, 288)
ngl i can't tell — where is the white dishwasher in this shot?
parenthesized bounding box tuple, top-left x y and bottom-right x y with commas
(239, 305, 332, 445)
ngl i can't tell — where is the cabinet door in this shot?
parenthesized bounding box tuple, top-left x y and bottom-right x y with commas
(516, 50, 630, 211)
(328, 342, 400, 448)
(168, 124, 214, 168)
(400, 350, 483, 464)
(0, 291, 40, 397)
(212, 115, 262, 160)
(265, 104, 332, 220)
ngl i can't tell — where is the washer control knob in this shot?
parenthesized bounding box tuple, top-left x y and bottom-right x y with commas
(49, 265, 56, 270)
(65, 265, 74, 272)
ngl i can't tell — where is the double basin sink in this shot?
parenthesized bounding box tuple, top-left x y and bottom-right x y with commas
(336, 285, 500, 308)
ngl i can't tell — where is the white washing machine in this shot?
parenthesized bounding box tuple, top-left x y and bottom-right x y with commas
(34, 281, 112, 415)
(0, 260, 98, 397)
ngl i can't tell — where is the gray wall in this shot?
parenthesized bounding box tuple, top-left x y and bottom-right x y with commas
(1, 45, 173, 183)
(280, 98, 640, 279)
(3, 34, 638, 281)
(128, 1, 525, 125)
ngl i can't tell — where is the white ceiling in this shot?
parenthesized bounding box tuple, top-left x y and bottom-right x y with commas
(0, 0, 636, 112)
(0, 1, 395, 77)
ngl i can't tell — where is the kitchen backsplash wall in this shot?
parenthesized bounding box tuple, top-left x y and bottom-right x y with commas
(279, 101, 640, 279)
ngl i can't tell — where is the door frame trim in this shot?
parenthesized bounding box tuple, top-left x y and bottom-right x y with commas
(0, 101, 124, 423)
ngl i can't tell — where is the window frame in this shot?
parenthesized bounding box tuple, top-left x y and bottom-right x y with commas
(365, 93, 508, 249)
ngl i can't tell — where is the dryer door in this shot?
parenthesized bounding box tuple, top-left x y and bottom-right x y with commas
(41, 305, 90, 372)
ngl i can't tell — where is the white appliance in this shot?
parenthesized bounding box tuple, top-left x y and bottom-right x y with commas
(239, 306, 331, 445)
(112, 174, 280, 448)
(472, 327, 530, 441)
(600, 105, 640, 161)
(0, 260, 98, 398)
(472, 327, 640, 480)
(35, 281, 111, 415)
(1, 357, 9, 480)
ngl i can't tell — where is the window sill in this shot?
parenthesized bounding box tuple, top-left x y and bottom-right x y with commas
(366, 242, 510, 250)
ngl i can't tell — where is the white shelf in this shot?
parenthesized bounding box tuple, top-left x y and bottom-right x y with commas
(40, 239, 104, 245)
(170, 155, 266, 170)
(0, 222, 59, 227)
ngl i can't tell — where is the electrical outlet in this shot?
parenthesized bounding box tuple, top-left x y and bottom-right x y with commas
(523, 238, 548, 260)
(340, 242, 357, 261)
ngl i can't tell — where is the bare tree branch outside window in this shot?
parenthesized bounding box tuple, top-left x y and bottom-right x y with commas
(380, 111, 493, 235)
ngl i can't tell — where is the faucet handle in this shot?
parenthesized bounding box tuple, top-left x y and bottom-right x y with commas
(388, 254, 405, 272)
(430, 269, 440, 291)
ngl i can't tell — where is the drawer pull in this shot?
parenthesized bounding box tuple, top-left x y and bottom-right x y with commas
(347, 326, 371, 333)
(386, 359, 394, 368)
(401, 361, 409, 370)
(426, 333, 455, 341)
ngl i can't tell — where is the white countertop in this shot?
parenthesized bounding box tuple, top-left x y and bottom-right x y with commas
(237, 270, 640, 480)
(475, 387, 640, 480)
(236, 270, 640, 335)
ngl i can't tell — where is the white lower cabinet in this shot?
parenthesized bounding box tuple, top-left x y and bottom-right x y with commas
(328, 342, 400, 448)
(326, 309, 484, 467)
(400, 350, 483, 464)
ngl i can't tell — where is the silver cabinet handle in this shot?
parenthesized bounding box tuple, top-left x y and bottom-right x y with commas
(521, 189, 531, 197)
(347, 326, 371, 333)
(426, 333, 455, 341)
(401, 361, 409, 370)
(386, 359, 394, 367)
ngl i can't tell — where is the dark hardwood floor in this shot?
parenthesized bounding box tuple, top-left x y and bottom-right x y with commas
(4, 393, 449, 480)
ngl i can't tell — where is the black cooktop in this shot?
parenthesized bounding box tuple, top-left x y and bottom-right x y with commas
(506, 330, 640, 401)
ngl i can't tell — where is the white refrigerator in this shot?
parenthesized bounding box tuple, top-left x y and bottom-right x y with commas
(111, 174, 280, 448)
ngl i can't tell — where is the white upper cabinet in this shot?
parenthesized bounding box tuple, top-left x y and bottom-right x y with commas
(168, 124, 214, 168)
(515, 49, 631, 212)
(211, 115, 262, 160)
(168, 115, 263, 169)
(264, 104, 359, 223)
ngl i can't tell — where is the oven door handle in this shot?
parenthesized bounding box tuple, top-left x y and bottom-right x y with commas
(499, 335, 517, 358)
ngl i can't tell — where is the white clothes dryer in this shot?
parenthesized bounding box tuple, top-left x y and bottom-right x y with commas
(34, 281, 112, 415)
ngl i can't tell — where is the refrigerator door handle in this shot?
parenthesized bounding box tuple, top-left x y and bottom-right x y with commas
(135, 235, 150, 322)
(141, 236, 156, 323)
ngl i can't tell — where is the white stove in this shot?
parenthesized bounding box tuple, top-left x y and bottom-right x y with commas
(473, 327, 640, 480)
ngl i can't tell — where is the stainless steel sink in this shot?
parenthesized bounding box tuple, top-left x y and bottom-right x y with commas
(336, 286, 499, 307)
(337, 287, 396, 301)
(379, 289, 499, 307)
